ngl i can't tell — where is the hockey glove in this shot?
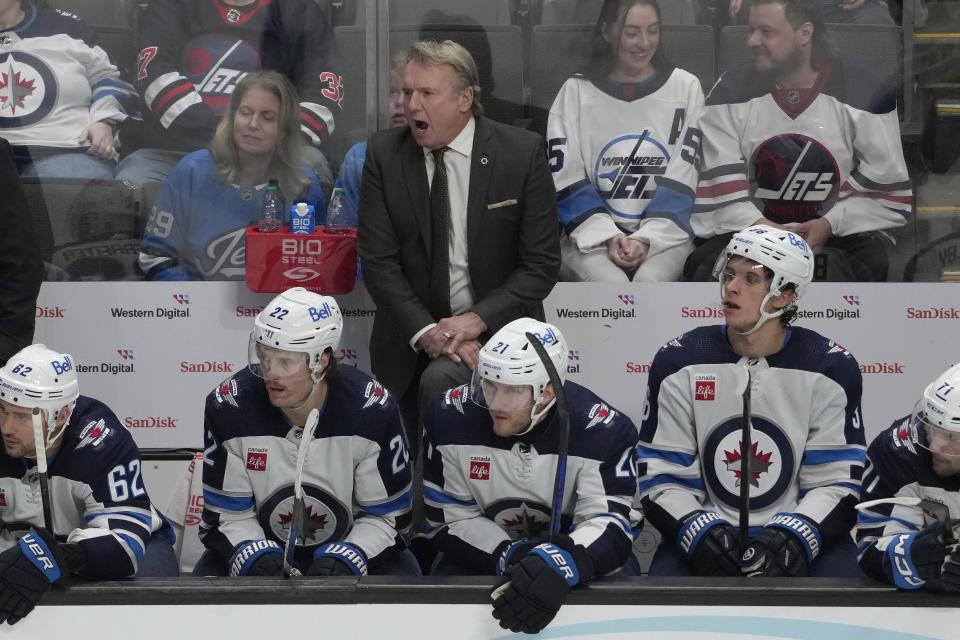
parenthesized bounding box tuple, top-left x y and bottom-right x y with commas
(677, 511, 741, 576)
(741, 513, 821, 577)
(229, 539, 284, 577)
(0, 528, 66, 625)
(490, 537, 593, 635)
(883, 521, 953, 590)
(307, 542, 369, 577)
(494, 539, 538, 576)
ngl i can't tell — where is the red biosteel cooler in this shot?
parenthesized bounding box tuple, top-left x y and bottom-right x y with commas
(245, 225, 357, 294)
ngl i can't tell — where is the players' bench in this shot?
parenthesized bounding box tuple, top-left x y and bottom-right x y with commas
(528, 23, 716, 117)
(22, 177, 145, 281)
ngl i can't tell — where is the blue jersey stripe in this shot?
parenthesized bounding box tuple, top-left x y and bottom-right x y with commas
(203, 490, 256, 512)
(802, 448, 867, 465)
(636, 444, 696, 468)
(423, 485, 476, 507)
(361, 490, 413, 516)
(558, 184, 607, 229)
(637, 473, 705, 495)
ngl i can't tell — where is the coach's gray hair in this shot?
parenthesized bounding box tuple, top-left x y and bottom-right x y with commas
(406, 39, 484, 117)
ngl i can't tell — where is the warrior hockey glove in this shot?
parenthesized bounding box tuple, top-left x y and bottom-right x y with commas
(883, 521, 955, 590)
(677, 511, 741, 576)
(229, 539, 284, 576)
(741, 513, 821, 577)
(490, 536, 593, 635)
(494, 539, 538, 576)
(307, 542, 368, 576)
(0, 528, 66, 625)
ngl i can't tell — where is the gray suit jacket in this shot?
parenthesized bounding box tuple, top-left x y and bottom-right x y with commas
(357, 116, 561, 397)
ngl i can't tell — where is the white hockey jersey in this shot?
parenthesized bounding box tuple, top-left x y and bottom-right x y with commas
(201, 366, 412, 572)
(637, 325, 866, 556)
(693, 60, 911, 237)
(855, 418, 960, 588)
(423, 381, 641, 577)
(547, 69, 703, 256)
(0, 6, 136, 148)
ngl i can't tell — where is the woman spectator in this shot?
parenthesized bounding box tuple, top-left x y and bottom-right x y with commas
(0, 0, 137, 178)
(548, 0, 703, 282)
(138, 70, 326, 280)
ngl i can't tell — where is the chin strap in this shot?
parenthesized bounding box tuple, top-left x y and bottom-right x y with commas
(513, 396, 557, 437)
(290, 372, 327, 413)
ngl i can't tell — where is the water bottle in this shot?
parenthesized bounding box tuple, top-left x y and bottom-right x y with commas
(258, 179, 283, 233)
(325, 187, 357, 234)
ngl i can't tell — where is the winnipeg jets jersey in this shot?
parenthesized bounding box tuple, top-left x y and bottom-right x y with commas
(0, 396, 169, 578)
(855, 419, 960, 586)
(0, 6, 137, 148)
(137, 0, 342, 151)
(692, 60, 911, 237)
(138, 149, 326, 280)
(201, 366, 412, 572)
(423, 381, 641, 577)
(547, 69, 703, 255)
(637, 325, 866, 553)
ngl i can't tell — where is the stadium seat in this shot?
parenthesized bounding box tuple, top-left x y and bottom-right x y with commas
(48, 0, 135, 27)
(529, 23, 716, 116)
(538, 0, 699, 25)
(92, 25, 136, 80)
(353, 0, 517, 25)
(22, 178, 144, 281)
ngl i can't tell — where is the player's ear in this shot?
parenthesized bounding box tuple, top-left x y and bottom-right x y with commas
(769, 288, 796, 312)
(55, 406, 71, 428)
(541, 383, 556, 406)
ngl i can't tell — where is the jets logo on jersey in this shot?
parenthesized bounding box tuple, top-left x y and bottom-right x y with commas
(362, 381, 388, 409)
(489, 500, 552, 540)
(664, 336, 683, 350)
(827, 340, 851, 356)
(200, 227, 247, 279)
(259, 485, 350, 548)
(76, 419, 110, 449)
(586, 403, 616, 429)
(226, 8, 241, 22)
(444, 384, 469, 414)
(215, 378, 240, 408)
(181, 34, 261, 115)
(703, 415, 796, 510)
(0, 52, 57, 128)
(750, 134, 840, 224)
(594, 132, 669, 219)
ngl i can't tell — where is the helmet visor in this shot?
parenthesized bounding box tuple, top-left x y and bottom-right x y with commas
(248, 334, 310, 380)
(911, 399, 960, 457)
(469, 369, 536, 412)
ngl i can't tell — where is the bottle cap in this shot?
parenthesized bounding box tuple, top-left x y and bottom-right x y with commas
(296, 202, 309, 215)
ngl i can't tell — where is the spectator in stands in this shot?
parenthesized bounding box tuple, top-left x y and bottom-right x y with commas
(548, 0, 703, 282)
(687, 0, 911, 282)
(335, 53, 408, 215)
(0, 0, 138, 178)
(855, 362, 960, 591)
(115, 0, 341, 195)
(727, 1, 895, 26)
(138, 71, 326, 280)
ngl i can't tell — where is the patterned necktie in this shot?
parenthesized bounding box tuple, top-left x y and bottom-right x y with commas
(428, 147, 451, 319)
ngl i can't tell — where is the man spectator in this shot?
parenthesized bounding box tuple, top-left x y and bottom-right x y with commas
(115, 0, 342, 193)
(688, 0, 911, 281)
(357, 40, 560, 438)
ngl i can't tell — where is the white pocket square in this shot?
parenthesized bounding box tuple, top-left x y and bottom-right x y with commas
(487, 199, 517, 209)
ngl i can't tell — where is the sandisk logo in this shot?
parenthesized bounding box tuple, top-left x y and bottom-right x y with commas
(695, 381, 715, 401)
(469, 456, 490, 480)
(247, 451, 267, 471)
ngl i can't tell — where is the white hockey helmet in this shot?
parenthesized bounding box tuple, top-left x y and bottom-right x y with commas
(0, 344, 79, 450)
(912, 362, 960, 457)
(249, 287, 343, 381)
(712, 225, 814, 334)
(470, 318, 566, 426)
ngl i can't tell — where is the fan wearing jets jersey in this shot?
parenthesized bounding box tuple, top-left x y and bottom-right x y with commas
(0, 344, 176, 625)
(548, 0, 703, 282)
(638, 225, 866, 578)
(197, 287, 419, 577)
(423, 318, 641, 633)
(687, 0, 911, 282)
(855, 363, 960, 591)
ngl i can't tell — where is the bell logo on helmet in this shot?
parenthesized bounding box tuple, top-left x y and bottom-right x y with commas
(531, 327, 560, 346)
(309, 304, 334, 321)
(50, 355, 73, 376)
(787, 233, 808, 251)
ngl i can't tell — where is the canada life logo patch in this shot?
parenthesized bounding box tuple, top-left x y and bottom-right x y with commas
(694, 375, 716, 401)
(246, 450, 267, 471)
(469, 456, 491, 480)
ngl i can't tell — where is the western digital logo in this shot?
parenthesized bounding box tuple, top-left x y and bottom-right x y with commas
(110, 306, 191, 319)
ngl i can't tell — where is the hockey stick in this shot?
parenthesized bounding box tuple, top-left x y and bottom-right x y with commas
(31, 407, 54, 532)
(283, 407, 319, 578)
(855, 497, 957, 547)
(738, 367, 752, 551)
(491, 331, 570, 602)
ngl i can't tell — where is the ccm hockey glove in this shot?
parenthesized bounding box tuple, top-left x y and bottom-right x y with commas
(677, 511, 741, 576)
(882, 522, 953, 590)
(229, 539, 284, 576)
(490, 536, 593, 635)
(0, 528, 66, 625)
(741, 513, 821, 577)
(307, 542, 369, 576)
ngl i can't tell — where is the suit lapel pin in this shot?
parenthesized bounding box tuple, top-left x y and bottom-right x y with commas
(480, 154, 489, 166)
